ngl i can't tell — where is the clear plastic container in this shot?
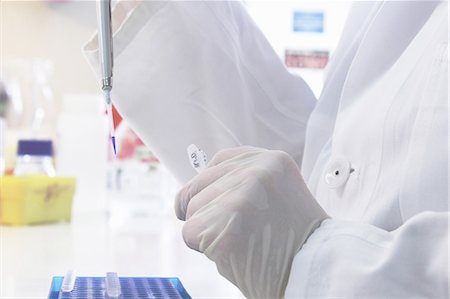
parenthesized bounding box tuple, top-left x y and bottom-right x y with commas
(13, 139, 55, 177)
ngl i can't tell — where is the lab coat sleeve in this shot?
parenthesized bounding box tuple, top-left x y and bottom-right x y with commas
(285, 211, 449, 298)
(84, 1, 316, 184)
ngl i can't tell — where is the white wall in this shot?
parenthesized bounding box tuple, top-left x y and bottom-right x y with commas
(2, 0, 351, 108)
(245, 1, 351, 97)
(1, 1, 99, 101)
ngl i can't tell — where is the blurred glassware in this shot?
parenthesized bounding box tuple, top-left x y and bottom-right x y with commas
(0, 81, 10, 175)
(14, 139, 56, 177)
(0, 117, 5, 176)
(106, 120, 179, 228)
(1, 59, 58, 174)
(0, 81, 10, 118)
(30, 60, 57, 139)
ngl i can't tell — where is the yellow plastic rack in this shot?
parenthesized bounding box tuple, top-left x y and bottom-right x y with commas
(0, 176, 76, 225)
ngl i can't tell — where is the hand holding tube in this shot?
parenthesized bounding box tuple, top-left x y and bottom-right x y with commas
(175, 147, 329, 298)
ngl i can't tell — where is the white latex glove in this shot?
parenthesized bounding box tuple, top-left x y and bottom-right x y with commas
(175, 147, 329, 298)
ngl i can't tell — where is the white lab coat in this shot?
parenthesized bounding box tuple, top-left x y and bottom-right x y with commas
(84, 1, 449, 298)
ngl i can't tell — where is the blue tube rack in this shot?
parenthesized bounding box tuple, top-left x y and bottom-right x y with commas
(48, 276, 191, 299)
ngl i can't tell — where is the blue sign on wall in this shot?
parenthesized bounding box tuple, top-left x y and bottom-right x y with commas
(293, 11, 324, 33)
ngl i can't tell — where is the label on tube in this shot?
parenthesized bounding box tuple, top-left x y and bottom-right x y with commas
(187, 144, 208, 173)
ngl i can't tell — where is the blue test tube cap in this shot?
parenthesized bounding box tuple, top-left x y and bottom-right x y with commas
(17, 139, 53, 157)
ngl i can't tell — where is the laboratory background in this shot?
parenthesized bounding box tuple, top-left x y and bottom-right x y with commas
(0, 1, 350, 298)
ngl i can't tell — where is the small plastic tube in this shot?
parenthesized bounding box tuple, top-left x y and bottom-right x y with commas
(187, 144, 208, 173)
(60, 270, 76, 293)
(106, 272, 121, 298)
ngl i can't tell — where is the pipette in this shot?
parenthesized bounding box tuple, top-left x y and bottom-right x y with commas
(97, 0, 116, 155)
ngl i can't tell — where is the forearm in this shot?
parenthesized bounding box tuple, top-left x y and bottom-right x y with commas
(285, 212, 449, 298)
(84, 1, 316, 183)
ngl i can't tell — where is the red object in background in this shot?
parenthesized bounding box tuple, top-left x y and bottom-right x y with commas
(108, 103, 158, 163)
(112, 105, 123, 129)
(285, 49, 329, 69)
(118, 129, 145, 159)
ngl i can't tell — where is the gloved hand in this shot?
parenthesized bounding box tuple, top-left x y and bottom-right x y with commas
(175, 147, 329, 298)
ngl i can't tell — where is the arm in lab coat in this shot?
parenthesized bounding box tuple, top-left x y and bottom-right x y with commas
(285, 211, 449, 298)
(84, 1, 316, 183)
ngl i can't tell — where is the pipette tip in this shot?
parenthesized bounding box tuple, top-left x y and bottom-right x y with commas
(111, 136, 117, 155)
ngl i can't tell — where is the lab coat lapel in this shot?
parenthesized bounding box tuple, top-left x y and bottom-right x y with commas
(315, 1, 444, 220)
(339, 1, 439, 104)
(304, 2, 440, 203)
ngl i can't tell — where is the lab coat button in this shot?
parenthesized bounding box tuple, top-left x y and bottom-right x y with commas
(324, 157, 351, 188)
